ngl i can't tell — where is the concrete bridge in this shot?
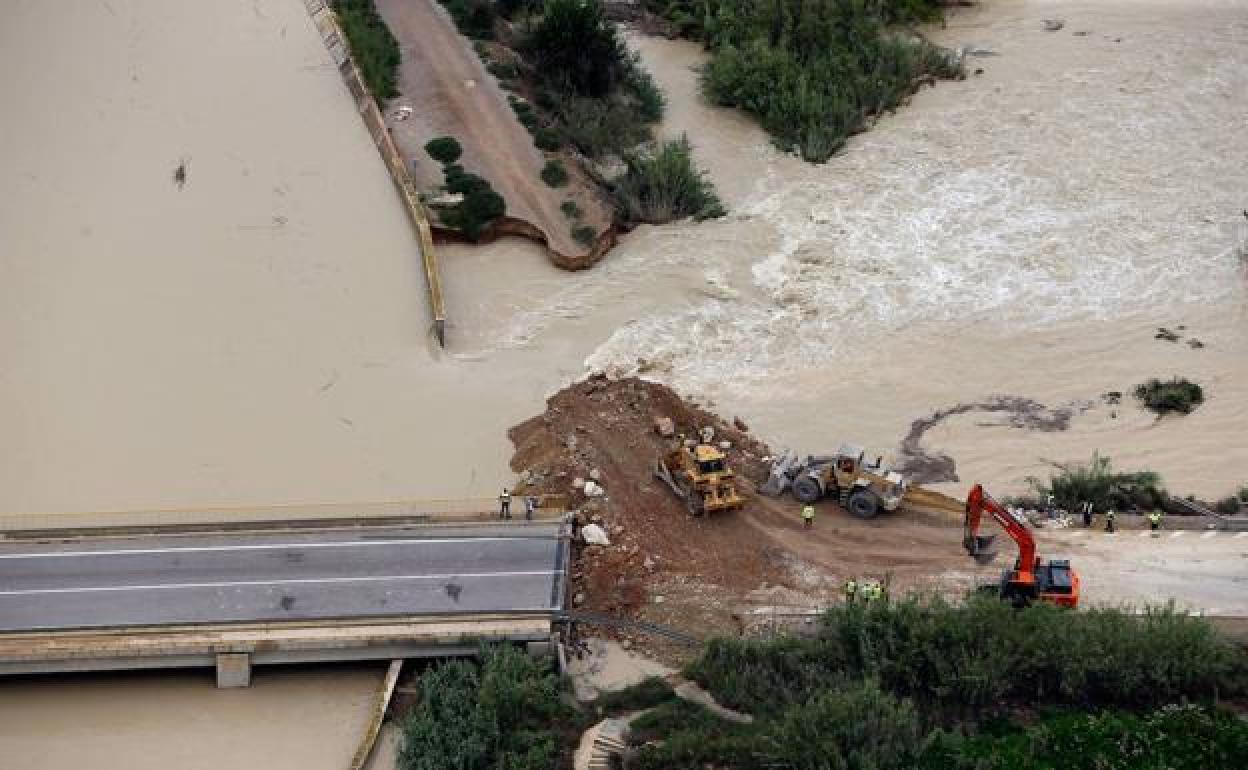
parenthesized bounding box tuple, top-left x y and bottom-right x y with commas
(0, 522, 569, 686)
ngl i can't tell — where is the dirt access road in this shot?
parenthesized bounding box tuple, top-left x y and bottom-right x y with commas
(375, 0, 608, 260)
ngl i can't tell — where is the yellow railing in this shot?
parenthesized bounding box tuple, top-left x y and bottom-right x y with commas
(303, 0, 447, 345)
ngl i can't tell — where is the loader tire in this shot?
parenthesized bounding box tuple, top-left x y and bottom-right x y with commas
(847, 490, 880, 519)
(792, 476, 823, 504)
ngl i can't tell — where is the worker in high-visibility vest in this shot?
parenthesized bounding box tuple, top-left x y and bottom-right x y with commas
(802, 505, 815, 529)
(844, 578, 858, 604)
(1148, 509, 1163, 532)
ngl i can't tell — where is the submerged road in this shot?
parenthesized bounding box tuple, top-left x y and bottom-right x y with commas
(0, 525, 566, 632)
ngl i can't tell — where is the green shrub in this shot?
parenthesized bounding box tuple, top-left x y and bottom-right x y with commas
(444, 168, 490, 196)
(540, 159, 569, 187)
(527, 0, 629, 98)
(332, 0, 401, 100)
(593, 676, 676, 713)
(560, 200, 582, 219)
(424, 136, 463, 164)
(920, 704, 1248, 770)
(627, 61, 665, 123)
(438, 0, 496, 39)
(486, 59, 518, 81)
(1032, 452, 1166, 513)
(550, 94, 651, 157)
(533, 126, 561, 151)
(687, 597, 1245, 720)
(1134, 377, 1204, 415)
(630, 699, 763, 770)
(572, 224, 597, 247)
(398, 645, 569, 770)
(612, 136, 725, 224)
(761, 681, 924, 770)
(444, 186, 506, 239)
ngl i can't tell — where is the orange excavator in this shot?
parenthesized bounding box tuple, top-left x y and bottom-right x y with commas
(963, 483, 1080, 608)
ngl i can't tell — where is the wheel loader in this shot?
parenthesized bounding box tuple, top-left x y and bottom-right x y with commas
(763, 444, 907, 519)
(654, 443, 745, 516)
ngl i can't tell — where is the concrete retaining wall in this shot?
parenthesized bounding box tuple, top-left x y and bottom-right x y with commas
(302, 0, 447, 345)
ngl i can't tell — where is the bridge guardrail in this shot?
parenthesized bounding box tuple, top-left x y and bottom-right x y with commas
(0, 494, 568, 534)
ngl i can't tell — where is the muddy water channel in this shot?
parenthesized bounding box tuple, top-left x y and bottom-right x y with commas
(0, 667, 382, 769)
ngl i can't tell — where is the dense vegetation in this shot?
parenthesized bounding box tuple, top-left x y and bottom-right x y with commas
(630, 598, 1248, 769)
(1134, 376, 1205, 415)
(633, 695, 1248, 770)
(332, 0, 400, 100)
(425, 142, 507, 239)
(525, 0, 666, 159)
(398, 645, 571, 770)
(648, 0, 962, 161)
(1029, 452, 1167, 513)
(612, 137, 726, 224)
(688, 597, 1242, 720)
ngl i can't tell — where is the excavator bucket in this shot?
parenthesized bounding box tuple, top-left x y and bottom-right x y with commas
(965, 534, 1000, 565)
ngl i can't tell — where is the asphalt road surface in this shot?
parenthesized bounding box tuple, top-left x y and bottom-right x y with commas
(0, 525, 566, 632)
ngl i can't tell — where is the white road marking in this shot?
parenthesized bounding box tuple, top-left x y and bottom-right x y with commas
(0, 570, 557, 596)
(1170, 531, 1186, 539)
(1201, 531, 1218, 539)
(0, 537, 540, 560)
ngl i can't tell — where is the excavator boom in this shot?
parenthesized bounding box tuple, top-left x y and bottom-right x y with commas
(963, 484, 1079, 607)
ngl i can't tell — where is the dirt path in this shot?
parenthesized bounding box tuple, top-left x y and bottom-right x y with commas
(375, 0, 609, 259)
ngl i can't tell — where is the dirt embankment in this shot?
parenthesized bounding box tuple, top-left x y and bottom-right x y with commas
(509, 377, 985, 651)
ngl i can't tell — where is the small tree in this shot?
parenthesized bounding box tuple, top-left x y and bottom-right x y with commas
(540, 159, 569, 187)
(527, 0, 627, 97)
(424, 136, 463, 164)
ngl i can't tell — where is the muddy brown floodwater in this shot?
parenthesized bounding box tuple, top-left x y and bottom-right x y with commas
(0, 666, 383, 770)
(444, 0, 1248, 500)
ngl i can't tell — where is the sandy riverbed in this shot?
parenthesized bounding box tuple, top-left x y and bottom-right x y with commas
(441, 0, 1248, 499)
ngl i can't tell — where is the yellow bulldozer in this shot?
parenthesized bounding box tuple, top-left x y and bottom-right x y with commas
(654, 443, 745, 516)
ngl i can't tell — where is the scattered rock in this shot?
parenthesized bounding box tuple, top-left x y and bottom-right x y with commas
(653, 595, 665, 604)
(718, 440, 732, 450)
(612, 525, 625, 536)
(1155, 327, 1180, 342)
(1043, 19, 1065, 31)
(573, 477, 586, 489)
(643, 556, 656, 570)
(621, 639, 633, 650)
(581, 523, 611, 546)
(699, 426, 715, 443)
(733, 416, 749, 432)
(584, 480, 605, 497)
(654, 416, 675, 437)
(1188, 338, 1204, 349)
(574, 592, 586, 606)
(1073, 30, 1089, 36)
(961, 45, 999, 57)
(589, 468, 602, 481)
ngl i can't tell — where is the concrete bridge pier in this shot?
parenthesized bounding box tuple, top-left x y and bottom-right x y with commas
(215, 652, 251, 688)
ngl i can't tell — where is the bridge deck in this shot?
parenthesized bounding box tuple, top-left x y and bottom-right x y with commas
(0, 525, 566, 633)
